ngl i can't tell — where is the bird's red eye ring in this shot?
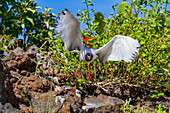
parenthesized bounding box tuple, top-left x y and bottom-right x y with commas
(85, 54, 88, 58)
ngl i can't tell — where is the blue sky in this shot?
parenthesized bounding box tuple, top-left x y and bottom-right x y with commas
(35, 0, 126, 29)
(35, 0, 122, 17)
(35, 0, 170, 29)
(35, 0, 170, 16)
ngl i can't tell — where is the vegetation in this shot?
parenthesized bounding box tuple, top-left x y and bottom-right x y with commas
(0, 0, 56, 52)
(94, 12, 106, 34)
(121, 98, 166, 113)
(118, 1, 130, 18)
(0, 0, 169, 112)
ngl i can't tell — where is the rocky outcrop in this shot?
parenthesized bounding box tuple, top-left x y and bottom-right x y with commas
(0, 47, 125, 112)
(0, 46, 168, 112)
(0, 59, 7, 104)
(54, 86, 83, 113)
(83, 95, 124, 113)
(0, 59, 18, 108)
(3, 47, 36, 74)
(0, 103, 24, 113)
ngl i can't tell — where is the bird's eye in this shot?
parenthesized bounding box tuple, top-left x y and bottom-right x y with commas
(85, 53, 93, 61)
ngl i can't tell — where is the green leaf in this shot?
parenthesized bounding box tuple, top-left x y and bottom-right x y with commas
(91, 9, 94, 12)
(52, 13, 57, 17)
(163, 83, 170, 89)
(82, 0, 85, 3)
(79, 87, 83, 90)
(162, 68, 170, 76)
(160, 45, 167, 49)
(21, 23, 24, 28)
(151, 92, 164, 98)
(45, 7, 48, 12)
(140, 40, 145, 45)
(48, 8, 53, 12)
(26, 17, 34, 25)
(49, 26, 54, 30)
(151, 94, 157, 98)
(78, 78, 89, 83)
(48, 31, 52, 37)
(65, 82, 73, 85)
(35, 6, 42, 9)
(154, 104, 166, 113)
(157, 92, 164, 97)
(135, 31, 141, 37)
(26, 8, 36, 14)
(112, 4, 118, 9)
(45, 21, 49, 28)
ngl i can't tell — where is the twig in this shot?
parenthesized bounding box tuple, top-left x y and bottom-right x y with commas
(0, 35, 3, 42)
(40, 40, 48, 48)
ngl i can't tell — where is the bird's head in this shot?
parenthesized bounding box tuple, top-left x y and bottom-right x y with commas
(85, 53, 93, 61)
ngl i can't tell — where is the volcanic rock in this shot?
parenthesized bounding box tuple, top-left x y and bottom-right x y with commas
(0, 59, 18, 108)
(82, 95, 124, 113)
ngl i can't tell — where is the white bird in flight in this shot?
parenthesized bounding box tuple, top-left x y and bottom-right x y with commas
(54, 9, 140, 79)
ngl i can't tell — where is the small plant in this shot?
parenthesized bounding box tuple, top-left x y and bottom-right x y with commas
(121, 98, 167, 113)
(133, 109, 148, 113)
(153, 104, 166, 113)
(77, 78, 89, 90)
(32, 59, 44, 77)
(121, 98, 132, 112)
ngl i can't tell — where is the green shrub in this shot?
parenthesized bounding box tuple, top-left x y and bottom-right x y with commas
(94, 12, 106, 34)
(0, 0, 56, 51)
(118, 2, 130, 18)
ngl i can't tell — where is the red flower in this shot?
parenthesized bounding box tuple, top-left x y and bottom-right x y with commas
(83, 37, 92, 44)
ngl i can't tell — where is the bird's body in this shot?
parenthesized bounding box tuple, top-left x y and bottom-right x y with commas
(54, 9, 140, 79)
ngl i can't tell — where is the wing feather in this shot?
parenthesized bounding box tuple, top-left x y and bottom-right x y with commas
(96, 35, 140, 63)
(54, 9, 84, 51)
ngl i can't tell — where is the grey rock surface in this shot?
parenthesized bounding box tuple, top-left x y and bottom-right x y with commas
(82, 95, 124, 113)
(0, 103, 24, 113)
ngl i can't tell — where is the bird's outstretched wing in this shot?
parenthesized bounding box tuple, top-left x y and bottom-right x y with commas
(95, 35, 140, 63)
(54, 9, 84, 51)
